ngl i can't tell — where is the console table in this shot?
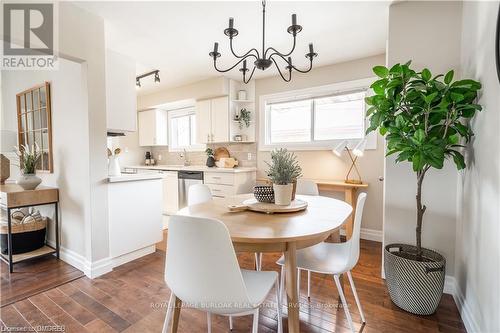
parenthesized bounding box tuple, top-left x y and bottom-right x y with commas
(0, 184, 59, 273)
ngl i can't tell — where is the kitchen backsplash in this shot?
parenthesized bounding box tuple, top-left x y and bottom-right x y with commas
(151, 143, 257, 168)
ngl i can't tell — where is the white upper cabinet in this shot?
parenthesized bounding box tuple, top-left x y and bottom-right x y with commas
(195, 96, 229, 143)
(106, 49, 137, 132)
(138, 109, 168, 146)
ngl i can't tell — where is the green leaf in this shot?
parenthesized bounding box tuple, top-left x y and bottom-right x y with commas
(412, 151, 425, 171)
(373, 66, 389, 78)
(389, 63, 402, 74)
(371, 78, 388, 95)
(414, 129, 426, 143)
(451, 92, 464, 102)
(379, 126, 387, 135)
(421, 68, 431, 82)
(450, 151, 466, 170)
(444, 70, 454, 84)
(366, 106, 376, 115)
(365, 96, 374, 106)
(448, 133, 459, 144)
(424, 92, 438, 104)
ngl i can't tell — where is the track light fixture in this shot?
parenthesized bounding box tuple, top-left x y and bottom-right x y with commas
(136, 70, 160, 88)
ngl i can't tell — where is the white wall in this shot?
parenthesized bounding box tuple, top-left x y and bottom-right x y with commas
(384, 1, 463, 275)
(456, 2, 500, 332)
(255, 55, 386, 234)
(1, 59, 90, 258)
(1, 2, 111, 277)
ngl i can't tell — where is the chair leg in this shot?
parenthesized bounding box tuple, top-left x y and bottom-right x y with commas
(255, 253, 262, 271)
(297, 268, 301, 298)
(162, 293, 174, 333)
(207, 312, 211, 333)
(333, 274, 355, 333)
(229, 316, 233, 331)
(307, 270, 311, 300)
(280, 265, 285, 305)
(347, 271, 365, 323)
(252, 308, 259, 333)
(275, 280, 283, 333)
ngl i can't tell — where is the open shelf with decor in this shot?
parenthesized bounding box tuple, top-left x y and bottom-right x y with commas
(229, 80, 256, 143)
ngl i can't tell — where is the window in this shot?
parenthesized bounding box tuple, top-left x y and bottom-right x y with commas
(168, 108, 204, 151)
(261, 84, 369, 150)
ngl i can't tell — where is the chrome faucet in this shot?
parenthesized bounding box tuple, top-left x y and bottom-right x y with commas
(180, 149, 191, 166)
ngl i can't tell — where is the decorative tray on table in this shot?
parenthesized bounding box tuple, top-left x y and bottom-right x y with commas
(228, 198, 308, 214)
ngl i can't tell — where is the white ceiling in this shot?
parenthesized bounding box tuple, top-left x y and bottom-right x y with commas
(74, 1, 390, 95)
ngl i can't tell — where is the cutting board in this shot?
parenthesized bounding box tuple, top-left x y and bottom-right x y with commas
(214, 147, 230, 161)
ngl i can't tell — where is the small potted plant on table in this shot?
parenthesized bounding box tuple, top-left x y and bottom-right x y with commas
(15, 144, 42, 190)
(366, 61, 481, 315)
(266, 148, 302, 205)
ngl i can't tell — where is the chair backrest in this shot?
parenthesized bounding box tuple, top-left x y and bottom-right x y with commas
(296, 179, 319, 196)
(165, 215, 252, 313)
(346, 192, 367, 269)
(188, 184, 212, 206)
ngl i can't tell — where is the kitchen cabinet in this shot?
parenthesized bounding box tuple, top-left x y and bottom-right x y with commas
(195, 96, 229, 143)
(106, 49, 137, 132)
(161, 170, 179, 215)
(204, 171, 256, 198)
(138, 109, 168, 146)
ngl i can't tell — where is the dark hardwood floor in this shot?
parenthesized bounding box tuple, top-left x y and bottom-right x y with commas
(0, 238, 466, 332)
(1, 255, 84, 307)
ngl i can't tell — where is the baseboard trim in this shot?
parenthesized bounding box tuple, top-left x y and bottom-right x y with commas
(448, 276, 481, 333)
(340, 227, 383, 242)
(111, 245, 156, 268)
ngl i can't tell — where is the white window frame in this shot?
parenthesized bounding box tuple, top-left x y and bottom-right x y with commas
(259, 78, 378, 151)
(167, 107, 205, 152)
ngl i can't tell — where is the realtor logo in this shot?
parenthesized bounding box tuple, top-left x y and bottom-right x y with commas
(2, 2, 58, 70)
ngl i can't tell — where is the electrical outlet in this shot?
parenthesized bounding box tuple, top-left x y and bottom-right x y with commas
(158, 154, 162, 161)
(124, 147, 129, 153)
(247, 153, 252, 161)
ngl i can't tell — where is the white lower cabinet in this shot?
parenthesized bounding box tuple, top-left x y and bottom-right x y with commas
(161, 171, 179, 215)
(204, 171, 256, 198)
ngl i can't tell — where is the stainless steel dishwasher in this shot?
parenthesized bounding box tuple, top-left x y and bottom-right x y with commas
(177, 171, 204, 209)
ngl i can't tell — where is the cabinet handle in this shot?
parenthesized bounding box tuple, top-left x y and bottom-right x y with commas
(212, 176, 221, 179)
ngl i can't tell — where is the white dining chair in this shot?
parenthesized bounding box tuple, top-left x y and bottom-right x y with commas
(163, 215, 282, 333)
(296, 179, 320, 196)
(277, 193, 367, 333)
(188, 184, 212, 206)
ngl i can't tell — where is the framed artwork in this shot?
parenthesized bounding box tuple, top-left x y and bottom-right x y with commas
(16, 82, 54, 173)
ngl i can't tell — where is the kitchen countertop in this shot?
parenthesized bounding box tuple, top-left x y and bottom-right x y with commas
(124, 165, 257, 173)
(108, 172, 163, 183)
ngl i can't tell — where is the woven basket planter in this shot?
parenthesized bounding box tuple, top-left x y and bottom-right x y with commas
(0, 217, 47, 255)
(384, 243, 446, 315)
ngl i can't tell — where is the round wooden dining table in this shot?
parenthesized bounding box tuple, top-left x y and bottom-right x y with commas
(175, 193, 352, 333)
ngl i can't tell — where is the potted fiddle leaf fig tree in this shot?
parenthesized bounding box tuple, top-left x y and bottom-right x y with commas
(366, 61, 481, 315)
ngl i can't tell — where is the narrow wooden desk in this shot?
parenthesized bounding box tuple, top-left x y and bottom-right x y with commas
(0, 184, 60, 273)
(256, 179, 368, 240)
(314, 180, 368, 240)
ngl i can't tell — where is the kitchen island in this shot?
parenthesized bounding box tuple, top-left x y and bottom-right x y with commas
(107, 172, 163, 268)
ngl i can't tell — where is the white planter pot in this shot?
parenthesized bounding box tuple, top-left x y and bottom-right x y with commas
(108, 156, 121, 176)
(273, 183, 293, 206)
(17, 173, 42, 190)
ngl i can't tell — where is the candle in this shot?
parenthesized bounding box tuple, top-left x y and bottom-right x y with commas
(214, 42, 219, 54)
(243, 59, 247, 70)
(288, 57, 292, 66)
(292, 14, 297, 26)
(309, 43, 314, 54)
(229, 17, 234, 29)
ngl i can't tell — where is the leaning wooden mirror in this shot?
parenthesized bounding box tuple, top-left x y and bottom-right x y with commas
(16, 82, 54, 172)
